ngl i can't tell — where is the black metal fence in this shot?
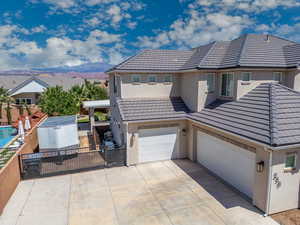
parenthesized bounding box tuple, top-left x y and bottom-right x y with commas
(20, 146, 126, 179)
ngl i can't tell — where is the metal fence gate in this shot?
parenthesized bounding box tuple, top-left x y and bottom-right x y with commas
(20, 147, 126, 179)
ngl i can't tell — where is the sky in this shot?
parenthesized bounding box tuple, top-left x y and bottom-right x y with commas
(0, 0, 299, 70)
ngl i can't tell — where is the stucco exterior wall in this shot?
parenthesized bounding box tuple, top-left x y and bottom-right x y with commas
(291, 69, 300, 92)
(180, 73, 199, 112)
(269, 149, 300, 214)
(253, 148, 270, 213)
(12, 93, 39, 104)
(126, 120, 188, 165)
(121, 73, 180, 99)
(236, 70, 286, 99)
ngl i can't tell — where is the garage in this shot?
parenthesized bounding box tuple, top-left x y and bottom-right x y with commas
(197, 131, 255, 198)
(138, 127, 179, 163)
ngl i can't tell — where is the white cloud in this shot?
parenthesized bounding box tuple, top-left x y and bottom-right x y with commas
(137, 10, 252, 49)
(31, 25, 47, 33)
(188, 0, 300, 12)
(85, 0, 116, 6)
(0, 26, 124, 69)
(127, 21, 137, 29)
(107, 5, 123, 25)
(275, 23, 300, 42)
(84, 17, 101, 27)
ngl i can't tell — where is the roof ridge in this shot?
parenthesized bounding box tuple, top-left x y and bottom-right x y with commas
(237, 34, 248, 66)
(197, 41, 217, 68)
(106, 50, 146, 72)
(269, 83, 278, 146)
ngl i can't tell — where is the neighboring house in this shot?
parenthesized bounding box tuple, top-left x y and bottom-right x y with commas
(106, 34, 300, 215)
(0, 74, 99, 105)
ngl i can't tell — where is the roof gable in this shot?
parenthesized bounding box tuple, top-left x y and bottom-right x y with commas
(9, 76, 49, 96)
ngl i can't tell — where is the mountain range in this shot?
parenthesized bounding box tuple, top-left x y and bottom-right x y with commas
(0, 62, 114, 79)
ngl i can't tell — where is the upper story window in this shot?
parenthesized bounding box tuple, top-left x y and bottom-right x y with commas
(273, 72, 283, 83)
(207, 73, 215, 93)
(285, 153, 297, 170)
(131, 75, 141, 83)
(164, 75, 172, 83)
(241, 72, 251, 82)
(148, 75, 157, 83)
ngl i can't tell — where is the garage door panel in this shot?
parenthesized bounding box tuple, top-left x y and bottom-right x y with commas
(138, 127, 179, 163)
(197, 131, 255, 198)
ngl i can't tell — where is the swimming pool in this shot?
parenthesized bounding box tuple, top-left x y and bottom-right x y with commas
(0, 126, 17, 148)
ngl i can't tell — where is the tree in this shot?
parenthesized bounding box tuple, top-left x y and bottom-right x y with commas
(82, 80, 108, 100)
(5, 96, 14, 125)
(0, 87, 8, 119)
(39, 86, 78, 116)
(39, 81, 108, 117)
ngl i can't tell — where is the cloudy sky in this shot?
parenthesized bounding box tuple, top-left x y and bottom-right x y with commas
(0, 0, 299, 70)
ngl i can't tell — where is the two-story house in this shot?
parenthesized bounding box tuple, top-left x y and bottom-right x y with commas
(106, 34, 300, 215)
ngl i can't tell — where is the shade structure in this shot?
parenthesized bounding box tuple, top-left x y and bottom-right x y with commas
(24, 116, 31, 130)
(18, 120, 25, 140)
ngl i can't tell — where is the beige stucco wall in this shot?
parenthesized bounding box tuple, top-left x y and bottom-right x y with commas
(12, 93, 39, 104)
(268, 149, 300, 214)
(253, 148, 270, 213)
(121, 74, 180, 99)
(235, 70, 287, 99)
(179, 73, 199, 112)
(126, 120, 188, 165)
(290, 69, 300, 92)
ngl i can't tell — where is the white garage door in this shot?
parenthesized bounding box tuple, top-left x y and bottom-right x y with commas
(197, 131, 255, 198)
(138, 127, 179, 163)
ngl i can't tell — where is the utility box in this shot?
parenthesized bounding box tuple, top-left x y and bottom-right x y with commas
(37, 115, 79, 152)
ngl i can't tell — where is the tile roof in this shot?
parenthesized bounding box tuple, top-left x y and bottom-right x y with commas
(0, 74, 95, 94)
(108, 34, 299, 72)
(117, 97, 190, 121)
(110, 50, 194, 72)
(188, 83, 300, 147)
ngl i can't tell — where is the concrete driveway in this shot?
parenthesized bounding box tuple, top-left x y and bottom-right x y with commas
(0, 160, 278, 225)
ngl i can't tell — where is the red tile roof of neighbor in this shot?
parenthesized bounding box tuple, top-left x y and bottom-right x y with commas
(12, 111, 46, 130)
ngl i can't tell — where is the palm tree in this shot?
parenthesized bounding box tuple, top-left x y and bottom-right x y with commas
(0, 87, 8, 120)
(5, 96, 14, 125)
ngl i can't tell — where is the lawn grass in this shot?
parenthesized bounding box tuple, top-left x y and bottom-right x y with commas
(0, 149, 16, 169)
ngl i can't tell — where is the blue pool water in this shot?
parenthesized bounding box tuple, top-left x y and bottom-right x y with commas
(0, 126, 17, 148)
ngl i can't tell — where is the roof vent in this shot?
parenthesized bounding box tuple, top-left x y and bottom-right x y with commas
(265, 34, 270, 42)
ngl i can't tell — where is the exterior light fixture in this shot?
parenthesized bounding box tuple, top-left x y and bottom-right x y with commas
(256, 161, 264, 173)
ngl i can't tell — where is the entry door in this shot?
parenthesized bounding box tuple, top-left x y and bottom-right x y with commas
(221, 73, 234, 97)
(138, 127, 179, 163)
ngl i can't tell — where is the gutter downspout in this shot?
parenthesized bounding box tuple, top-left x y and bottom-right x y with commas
(265, 147, 273, 216)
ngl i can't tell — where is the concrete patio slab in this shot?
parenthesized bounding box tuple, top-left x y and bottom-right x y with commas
(0, 159, 279, 225)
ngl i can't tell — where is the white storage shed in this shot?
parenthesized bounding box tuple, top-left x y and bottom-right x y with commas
(37, 115, 79, 152)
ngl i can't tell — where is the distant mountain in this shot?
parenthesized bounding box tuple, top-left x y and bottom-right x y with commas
(32, 62, 113, 73)
(0, 62, 113, 79)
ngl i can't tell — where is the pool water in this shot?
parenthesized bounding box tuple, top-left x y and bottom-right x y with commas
(0, 127, 17, 148)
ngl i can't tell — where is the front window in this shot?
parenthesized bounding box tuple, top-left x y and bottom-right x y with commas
(273, 72, 283, 83)
(16, 98, 32, 105)
(132, 75, 141, 83)
(285, 153, 297, 169)
(148, 75, 157, 83)
(221, 73, 234, 97)
(241, 72, 251, 82)
(207, 73, 215, 93)
(164, 75, 172, 83)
